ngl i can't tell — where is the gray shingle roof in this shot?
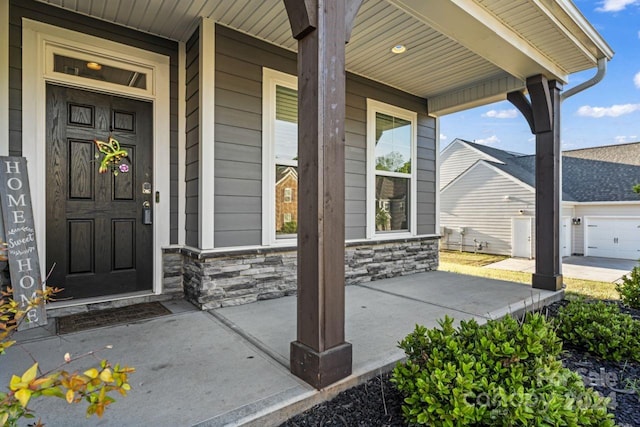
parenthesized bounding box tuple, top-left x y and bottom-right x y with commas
(456, 141, 640, 202)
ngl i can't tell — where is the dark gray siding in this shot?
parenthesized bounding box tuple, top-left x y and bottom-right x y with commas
(8, 0, 180, 243)
(214, 26, 296, 247)
(416, 117, 437, 235)
(214, 26, 436, 247)
(185, 30, 200, 247)
(344, 75, 435, 238)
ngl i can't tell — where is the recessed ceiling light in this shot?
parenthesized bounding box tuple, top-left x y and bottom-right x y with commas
(391, 44, 406, 54)
(86, 62, 102, 71)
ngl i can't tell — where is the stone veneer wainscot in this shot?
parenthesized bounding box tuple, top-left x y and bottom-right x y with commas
(162, 236, 439, 310)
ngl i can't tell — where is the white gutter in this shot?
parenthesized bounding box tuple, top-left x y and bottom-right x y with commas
(561, 57, 607, 101)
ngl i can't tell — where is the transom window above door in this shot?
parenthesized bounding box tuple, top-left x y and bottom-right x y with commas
(53, 54, 147, 89)
(44, 42, 155, 98)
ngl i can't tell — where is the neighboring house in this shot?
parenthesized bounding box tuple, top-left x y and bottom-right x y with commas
(440, 139, 640, 260)
(1, 0, 611, 311)
(275, 166, 298, 235)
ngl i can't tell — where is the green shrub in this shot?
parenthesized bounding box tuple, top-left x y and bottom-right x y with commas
(556, 299, 640, 362)
(616, 266, 640, 309)
(392, 313, 614, 426)
(281, 221, 297, 234)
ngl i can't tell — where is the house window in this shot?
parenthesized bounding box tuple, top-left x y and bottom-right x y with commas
(263, 69, 299, 243)
(367, 99, 417, 237)
(53, 54, 147, 89)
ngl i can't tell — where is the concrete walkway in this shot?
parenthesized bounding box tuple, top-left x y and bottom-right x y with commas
(485, 256, 637, 283)
(2, 271, 562, 426)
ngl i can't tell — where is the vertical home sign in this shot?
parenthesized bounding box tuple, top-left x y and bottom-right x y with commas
(0, 157, 47, 329)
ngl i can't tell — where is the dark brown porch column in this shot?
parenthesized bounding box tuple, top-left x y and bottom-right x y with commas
(283, 0, 362, 389)
(508, 75, 563, 291)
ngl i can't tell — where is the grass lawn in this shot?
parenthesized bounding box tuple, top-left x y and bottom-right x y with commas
(438, 250, 619, 300)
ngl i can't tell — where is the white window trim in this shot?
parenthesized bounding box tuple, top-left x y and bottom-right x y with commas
(199, 17, 215, 249)
(366, 99, 418, 239)
(262, 68, 298, 246)
(22, 19, 171, 298)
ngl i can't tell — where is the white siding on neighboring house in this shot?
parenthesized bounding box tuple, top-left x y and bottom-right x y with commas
(574, 203, 640, 256)
(441, 162, 534, 255)
(440, 140, 496, 189)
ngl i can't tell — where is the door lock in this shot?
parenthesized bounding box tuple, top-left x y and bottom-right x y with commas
(142, 201, 152, 225)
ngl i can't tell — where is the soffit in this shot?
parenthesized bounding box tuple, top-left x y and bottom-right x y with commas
(35, 0, 610, 115)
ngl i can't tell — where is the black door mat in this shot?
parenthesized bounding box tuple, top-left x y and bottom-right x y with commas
(57, 302, 171, 334)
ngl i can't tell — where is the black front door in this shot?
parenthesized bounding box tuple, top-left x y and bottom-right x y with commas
(46, 84, 153, 300)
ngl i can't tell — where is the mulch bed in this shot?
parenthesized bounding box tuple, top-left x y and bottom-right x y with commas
(281, 300, 640, 427)
(56, 302, 171, 334)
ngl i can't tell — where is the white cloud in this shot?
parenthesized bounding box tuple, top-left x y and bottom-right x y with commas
(440, 133, 447, 141)
(596, 0, 639, 12)
(475, 135, 500, 145)
(481, 109, 518, 119)
(576, 103, 640, 118)
(614, 135, 638, 144)
(634, 71, 640, 88)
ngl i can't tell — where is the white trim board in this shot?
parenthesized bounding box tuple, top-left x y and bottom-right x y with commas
(434, 115, 440, 235)
(574, 201, 640, 206)
(177, 41, 186, 246)
(198, 17, 216, 249)
(22, 19, 171, 299)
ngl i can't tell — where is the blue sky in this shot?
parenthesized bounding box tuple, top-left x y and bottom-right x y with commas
(439, 0, 640, 154)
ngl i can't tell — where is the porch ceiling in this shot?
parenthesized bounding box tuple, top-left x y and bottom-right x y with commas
(36, 0, 612, 115)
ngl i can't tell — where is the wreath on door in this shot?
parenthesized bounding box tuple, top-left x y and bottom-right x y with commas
(93, 136, 131, 176)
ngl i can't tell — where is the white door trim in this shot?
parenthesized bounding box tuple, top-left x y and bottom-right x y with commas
(512, 216, 532, 259)
(22, 19, 171, 298)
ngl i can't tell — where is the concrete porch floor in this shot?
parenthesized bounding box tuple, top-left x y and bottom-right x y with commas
(1, 271, 563, 426)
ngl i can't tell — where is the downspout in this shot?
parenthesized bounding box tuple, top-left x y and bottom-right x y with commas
(556, 57, 607, 270)
(561, 57, 607, 101)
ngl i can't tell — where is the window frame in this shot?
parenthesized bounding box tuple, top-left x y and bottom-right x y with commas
(366, 99, 418, 239)
(262, 68, 298, 246)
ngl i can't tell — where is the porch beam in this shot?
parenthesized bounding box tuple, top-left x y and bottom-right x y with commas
(508, 75, 563, 291)
(429, 73, 525, 116)
(284, 0, 362, 389)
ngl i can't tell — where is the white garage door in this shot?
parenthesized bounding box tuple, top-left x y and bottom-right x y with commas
(585, 217, 640, 260)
